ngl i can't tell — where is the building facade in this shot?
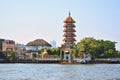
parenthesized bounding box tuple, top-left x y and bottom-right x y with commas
(0, 39, 4, 52)
(0, 39, 16, 52)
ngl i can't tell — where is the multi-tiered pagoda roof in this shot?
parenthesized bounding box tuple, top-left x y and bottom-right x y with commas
(63, 13, 76, 45)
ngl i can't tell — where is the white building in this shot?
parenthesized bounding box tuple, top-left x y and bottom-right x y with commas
(26, 39, 51, 52)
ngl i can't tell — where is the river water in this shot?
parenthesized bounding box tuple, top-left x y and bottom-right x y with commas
(0, 64, 120, 80)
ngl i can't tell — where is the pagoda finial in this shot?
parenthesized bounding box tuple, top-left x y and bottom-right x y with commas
(69, 11, 71, 16)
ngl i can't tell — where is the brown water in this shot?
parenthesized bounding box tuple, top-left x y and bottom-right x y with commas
(0, 64, 120, 80)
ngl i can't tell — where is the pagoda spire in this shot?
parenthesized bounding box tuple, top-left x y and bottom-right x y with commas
(69, 11, 71, 16)
(63, 12, 75, 23)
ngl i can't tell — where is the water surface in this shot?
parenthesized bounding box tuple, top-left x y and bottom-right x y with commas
(0, 64, 120, 80)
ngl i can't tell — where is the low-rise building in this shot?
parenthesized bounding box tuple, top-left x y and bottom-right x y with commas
(0, 39, 4, 52)
(26, 39, 51, 52)
(15, 44, 26, 54)
(0, 39, 16, 52)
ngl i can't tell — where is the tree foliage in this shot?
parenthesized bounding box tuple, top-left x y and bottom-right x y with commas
(76, 37, 117, 58)
(47, 48, 60, 55)
(39, 48, 60, 56)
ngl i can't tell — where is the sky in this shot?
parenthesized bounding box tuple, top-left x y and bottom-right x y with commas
(0, 0, 120, 50)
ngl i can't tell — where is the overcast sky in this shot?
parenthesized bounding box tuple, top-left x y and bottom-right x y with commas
(0, 0, 120, 50)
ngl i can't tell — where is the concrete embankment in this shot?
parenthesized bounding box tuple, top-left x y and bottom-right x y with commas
(0, 59, 61, 63)
(95, 58, 120, 64)
(1, 58, 120, 64)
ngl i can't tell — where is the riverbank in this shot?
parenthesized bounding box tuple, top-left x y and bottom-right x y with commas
(1, 59, 120, 64)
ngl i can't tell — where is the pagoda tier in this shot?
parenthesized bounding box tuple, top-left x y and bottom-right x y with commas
(63, 28, 76, 32)
(63, 37, 76, 41)
(63, 33, 76, 37)
(63, 23, 76, 28)
(62, 13, 76, 44)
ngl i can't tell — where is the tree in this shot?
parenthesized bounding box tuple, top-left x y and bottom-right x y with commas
(104, 49, 117, 58)
(40, 48, 60, 56)
(5, 50, 16, 62)
(116, 51, 120, 58)
(0, 52, 5, 59)
(39, 48, 44, 54)
(76, 37, 117, 58)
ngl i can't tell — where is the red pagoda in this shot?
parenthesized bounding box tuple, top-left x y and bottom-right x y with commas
(63, 12, 76, 45)
(60, 12, 76, 62)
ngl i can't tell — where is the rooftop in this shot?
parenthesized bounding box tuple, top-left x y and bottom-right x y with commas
(64, 13, 75, 23)
(26, 39, 51, 47)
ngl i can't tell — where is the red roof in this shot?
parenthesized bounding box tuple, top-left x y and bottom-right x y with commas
(64, 16, 75, 23)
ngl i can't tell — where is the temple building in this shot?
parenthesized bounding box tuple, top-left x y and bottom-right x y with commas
(60, 12, 76, 62)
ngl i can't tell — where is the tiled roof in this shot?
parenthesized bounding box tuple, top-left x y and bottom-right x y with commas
(26, 39, 51, 47)
(64, 16, 75, 23)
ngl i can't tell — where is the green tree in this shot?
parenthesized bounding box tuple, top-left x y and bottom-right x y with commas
(76, 37, 117, 58)
(39, 48, 44, 54)
(73, 44, 79, 57)
(6, 50, 16, 61)
(116, 51, 120, 58)
(104, 49, 117, 58)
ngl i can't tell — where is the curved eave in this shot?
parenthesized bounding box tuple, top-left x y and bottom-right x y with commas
(63, 16, 76, 23)
(64, 21, 75, 23)
(63, 29, 76, 32)
(63, 38, 76, 41)
(63, 24, 76, 28)
(63, 40, 76, 42)
(63, 33, 76, 35)
(63, 35, 76, 37)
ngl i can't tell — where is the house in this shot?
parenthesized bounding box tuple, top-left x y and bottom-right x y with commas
(26, 39, 51, 52)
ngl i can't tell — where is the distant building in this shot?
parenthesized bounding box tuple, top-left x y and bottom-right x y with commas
(15, 44, 26, 52)
(15, 43, 26, 54)
(50, 40, 56, 48)
(16, 44, 26, 50)
(0, 39, 4, 52)
(26, 39, 52, 52)
(0, 39, 16, 52)
(0, 39, 5, 61)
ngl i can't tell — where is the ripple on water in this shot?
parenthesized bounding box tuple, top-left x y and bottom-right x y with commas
(0, 64, 120, 80)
